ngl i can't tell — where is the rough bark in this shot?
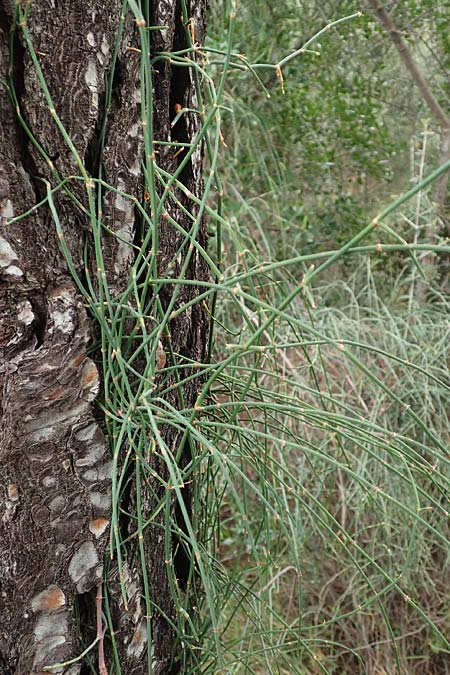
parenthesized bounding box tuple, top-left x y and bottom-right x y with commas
(0, 1, 207, 674)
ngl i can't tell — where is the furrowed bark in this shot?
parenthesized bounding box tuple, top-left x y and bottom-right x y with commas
(0, 1, 208, 674)
(107, 3, 209, 673)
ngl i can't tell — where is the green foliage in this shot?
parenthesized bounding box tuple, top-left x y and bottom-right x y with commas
(200, 2, 450, 673)
(208, 0, 450, 252)
(6, 1, 450, 673)
(208, 1, 405, 248)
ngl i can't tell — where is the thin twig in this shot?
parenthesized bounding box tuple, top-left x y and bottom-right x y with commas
(96, 581, 107, 675)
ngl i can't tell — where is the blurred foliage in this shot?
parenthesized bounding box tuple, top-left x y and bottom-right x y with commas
(199, 7, 450, 670)
(207, 0, 450, 254)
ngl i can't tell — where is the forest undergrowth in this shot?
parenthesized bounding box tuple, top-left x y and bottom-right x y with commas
(202, 2, 450, 674)
(5, 1, 449, 673)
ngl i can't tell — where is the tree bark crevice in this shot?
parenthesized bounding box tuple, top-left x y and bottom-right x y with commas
(1, 2, 208, 673)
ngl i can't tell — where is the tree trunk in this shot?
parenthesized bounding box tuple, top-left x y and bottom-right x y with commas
(0, 2, 208, 674)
